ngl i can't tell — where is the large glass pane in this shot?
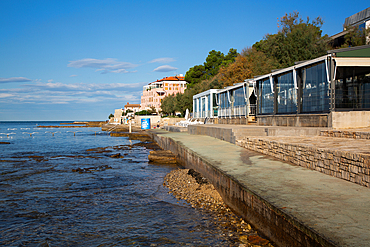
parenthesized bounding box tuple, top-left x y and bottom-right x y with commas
(301, 62, 330, 113)
(234, 87, 245, 107)
(258, 78, 274, 114)
(277, 72, 297, 113)
(220, 92, 229, 109)
(335, 67, 370, 109)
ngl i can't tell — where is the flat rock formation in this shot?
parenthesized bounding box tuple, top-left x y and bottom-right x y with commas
(148, 150, 176, 164)
(38, 121, 106, 128)
(110, 132, 152, 142)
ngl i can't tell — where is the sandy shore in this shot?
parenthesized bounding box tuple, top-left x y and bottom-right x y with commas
(164, 169, 273, 247)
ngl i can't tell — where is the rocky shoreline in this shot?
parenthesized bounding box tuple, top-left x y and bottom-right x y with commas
(164, 168, 273, 247)
(37, 121, 107, 128)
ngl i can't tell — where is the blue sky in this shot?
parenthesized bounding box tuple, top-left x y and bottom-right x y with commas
(0, 0, 368, 121)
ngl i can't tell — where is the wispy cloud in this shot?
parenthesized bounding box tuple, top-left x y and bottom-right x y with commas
(0, 77, 32, 83)
(149, 57, 176, 63)
(153, 65, 178, 72)
(0, 81, 144, 105)
(70, 75, 78, 77)
(68, 58, 138, 74)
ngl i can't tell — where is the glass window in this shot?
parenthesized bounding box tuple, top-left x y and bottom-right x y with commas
(212, 93, 218, 116)
(208, 95, 211, 111)
(301, 62, 330, 113)
(258, 78, 274, 114)
(335, 67, 370, 109)
(233, 87, 245, 107)
(277, 72, 297, 114)
(219, 92, 229, 109)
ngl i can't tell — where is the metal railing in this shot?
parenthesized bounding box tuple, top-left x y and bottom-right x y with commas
(217, 105, 257, 118)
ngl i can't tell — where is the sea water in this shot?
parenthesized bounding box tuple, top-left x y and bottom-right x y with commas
(0, 121, 235, 246)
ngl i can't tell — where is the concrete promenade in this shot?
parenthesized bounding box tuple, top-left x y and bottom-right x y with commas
(151, 127, 370, 247)
(188, 124, 370, 188)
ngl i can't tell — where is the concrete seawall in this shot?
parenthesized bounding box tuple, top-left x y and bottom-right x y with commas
(150, 130, 332, 246)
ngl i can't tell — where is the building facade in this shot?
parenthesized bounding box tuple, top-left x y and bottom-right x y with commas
(330, 7, 370, 47)
(140, 75, 187, 113)
(192, 81, 256, 124)
(255, 45, 370, 128)
(123, 102, 141, 114)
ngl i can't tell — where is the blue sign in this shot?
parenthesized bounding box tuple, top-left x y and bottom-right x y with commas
(141, 118, 151, 129)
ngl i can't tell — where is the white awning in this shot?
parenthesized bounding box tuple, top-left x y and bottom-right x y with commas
(334, 57, 370, 67)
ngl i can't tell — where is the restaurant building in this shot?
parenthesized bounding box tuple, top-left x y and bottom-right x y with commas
(193, 45, 370, 128)
(255, 45, 370, 128)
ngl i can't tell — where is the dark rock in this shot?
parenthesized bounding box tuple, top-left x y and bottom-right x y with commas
(72, 165, 112, 173)
(110, 153, 124, 158)
(0, 142, 10, 144)
(188, 169, 209, 185)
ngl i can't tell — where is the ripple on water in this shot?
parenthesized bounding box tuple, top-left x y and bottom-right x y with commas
(0, 121, 243, 246)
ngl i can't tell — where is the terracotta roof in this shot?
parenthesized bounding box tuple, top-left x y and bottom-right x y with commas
(145, 75, 187, 86)
(157, 76, 185, 82)
(124, 102, 141, 107)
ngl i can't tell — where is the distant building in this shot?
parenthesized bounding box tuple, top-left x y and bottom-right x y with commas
(330, 7, 370, 47)
(124, 102, 141, 114)
(112, 108, 123, 124)
(140, 74, 187, 113)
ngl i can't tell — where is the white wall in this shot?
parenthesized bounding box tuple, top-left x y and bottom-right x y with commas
(331, 111, 370, 129)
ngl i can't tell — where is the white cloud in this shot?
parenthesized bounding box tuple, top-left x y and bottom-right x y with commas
(0, 93, 14, 98)
(0, 77, 32, 83)
(149, 57, 176, 63)
(0, 81, 143, 105)
(70, 75, 78, 77)
(153, 65, 178, 72)
(68, 58, 138, 74)
(48, 79, 54, 83)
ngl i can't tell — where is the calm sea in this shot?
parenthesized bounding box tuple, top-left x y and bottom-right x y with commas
(0, 121, 235, 246)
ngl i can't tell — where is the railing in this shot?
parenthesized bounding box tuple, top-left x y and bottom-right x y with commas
(249, 104, 257, 116)
(193, 110, 214, 119)
(218, 105, 257, 118)
(107, 124, 119, 133)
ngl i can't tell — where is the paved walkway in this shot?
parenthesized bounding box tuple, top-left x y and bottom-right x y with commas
(154, 129, 370, 247)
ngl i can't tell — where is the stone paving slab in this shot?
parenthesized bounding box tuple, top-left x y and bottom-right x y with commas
(153, 129, 370, 247)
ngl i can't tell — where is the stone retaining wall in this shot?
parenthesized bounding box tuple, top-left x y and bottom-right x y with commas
(257, 114, 329, 127)
(237, 138, 370, 188)
(217, 118, 248, 125)
(321, 130, 370, 139)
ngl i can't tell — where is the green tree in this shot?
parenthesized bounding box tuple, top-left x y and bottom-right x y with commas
(254, 11, 329, 68)
(161, 94, 176, 115)
(124, 109, 133, 115)
(203, 50, 225, 78)
(108, 113, 114, 119)
(222, 48, 238, 67)
(185, 48, 238, 88)
(341, 25, 367, 48)
(184, 65, 206, 87)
